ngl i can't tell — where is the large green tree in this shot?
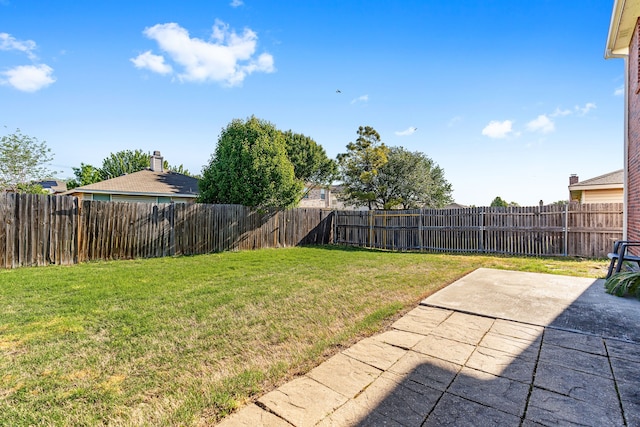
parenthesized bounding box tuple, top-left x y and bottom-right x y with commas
(0, 128, 56, 193)
(199, 116, 302, 208)
(490, 196, 519, 207)
(375, 147, 453, 209)
(100, 149, 151, 180)
(337, 126, 390, 209)
(282, 130, 337, 192)
(66, 163, 103, 189)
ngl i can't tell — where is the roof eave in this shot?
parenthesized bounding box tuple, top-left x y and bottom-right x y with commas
(606, 0, 628, 59)
(568, 184, 623, 191)
(68, 189, 198, 198)
(605, 0, 640, 59)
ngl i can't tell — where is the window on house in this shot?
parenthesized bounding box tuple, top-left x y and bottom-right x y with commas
(303, 187, 309, 199)
(320, 189, 326, 200)
(92, 194, 111, 202)
(158, 197, 171, 204)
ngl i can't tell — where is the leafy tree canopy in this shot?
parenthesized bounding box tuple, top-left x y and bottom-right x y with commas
(490, 196, 519, 207)
(66, 163, 103, 189)
(375, 147, 453, 209)
(100, 149, 151, 180)
(337, 127, 453, 210)
(337, 126, 390, 209)
(0, 128, 56, 193)
(199, 116, 302, 208)
(490, 196, 508, 207)
(282, 130, 337, 190)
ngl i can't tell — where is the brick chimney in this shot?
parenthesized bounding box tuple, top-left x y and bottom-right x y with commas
(569, 174, 579, 185)
(150, 151, 164, 172)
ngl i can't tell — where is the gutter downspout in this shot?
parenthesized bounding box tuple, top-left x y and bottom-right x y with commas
(604, 0, 629, 238)
(604, 53, 629, 239)
(623, 54, 629, 240)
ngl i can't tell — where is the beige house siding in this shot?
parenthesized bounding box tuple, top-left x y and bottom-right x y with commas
(298, 186, 336, 208)
(580, 188, 624, 204)
(110, 194, 191, 204)
(83, 193, 193, 204)
(568, 170, 623, 204)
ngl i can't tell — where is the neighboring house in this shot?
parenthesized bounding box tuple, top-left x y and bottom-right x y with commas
(568, 170, 623, 204)
(64, 151, 199, 203)
(36, 179, 68, 194)
(606, 1, 640, 240)
(298, 185, 335, 208)
(443, 203, 468, 209)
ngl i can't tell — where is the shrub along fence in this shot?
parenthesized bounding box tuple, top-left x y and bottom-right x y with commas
(334, 203, 623, 258)
(0, 194, 623, 269)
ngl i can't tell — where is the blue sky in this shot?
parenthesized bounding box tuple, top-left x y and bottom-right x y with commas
(0, 0, 624, 206)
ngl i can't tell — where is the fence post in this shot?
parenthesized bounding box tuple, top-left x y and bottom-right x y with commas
(418, 209, 424, 252)
(332, 210, 337, 244)
(479, 208, 485, 253)
(563, 203, 569, 257)
(169, 203, 176, 256)
(369, 210, 374, 249)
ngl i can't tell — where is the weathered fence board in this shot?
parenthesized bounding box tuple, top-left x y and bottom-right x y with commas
(335, 203, 624, 258)
(77, 201, 334, 262)
(0, 193, 78, 268)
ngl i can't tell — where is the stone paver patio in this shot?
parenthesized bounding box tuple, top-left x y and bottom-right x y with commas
(217, 269, 640, 426)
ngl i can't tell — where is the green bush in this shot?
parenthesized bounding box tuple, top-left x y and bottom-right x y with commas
(604, 271, 640, 300)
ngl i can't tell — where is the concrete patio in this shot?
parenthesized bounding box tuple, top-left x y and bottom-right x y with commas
(217, 268, 640, 426)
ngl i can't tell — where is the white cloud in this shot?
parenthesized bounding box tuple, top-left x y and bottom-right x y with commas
(550, 107, 572, 117)
(350, 94, 368, 104)
(395, 127, 417, 136)
(576, 102, 596, 115)
(0, 32, 56, 92)
(481, 120, 514, 139)
(0, 32, 37, 59)
(1, 64, 55, 92)
(526, 114, 555, 134)
(132, 20, 275, 86)
(614, 85, 624, 97)
(130, 50, 173, 74)
(230, 0, 243, 7)
(447, 116, 462, 127)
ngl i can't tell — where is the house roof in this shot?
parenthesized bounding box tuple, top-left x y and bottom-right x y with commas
(66, 169, 199, 197)
(569, 169, 623, 191)
(606, 0, 640, 58)
(443, 203, 468, 209)
(37, 179, 67, 193)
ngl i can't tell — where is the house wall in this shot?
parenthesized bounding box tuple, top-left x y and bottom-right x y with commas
(628, 19, 640, 244)
(581, 188, 624, 204)
(74, 193, 194, 203)
(298, 187, 332, 208)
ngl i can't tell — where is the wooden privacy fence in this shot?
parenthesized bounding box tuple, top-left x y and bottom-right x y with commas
(334, 203, 623, 258)
(78, 201, 333, 261)
(0, 194, 624, 268)
(0, 194, 333, 268)
(0, 193, 78, 268)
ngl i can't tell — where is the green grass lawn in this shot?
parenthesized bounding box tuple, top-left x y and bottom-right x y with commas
(0, 246, 606, 425)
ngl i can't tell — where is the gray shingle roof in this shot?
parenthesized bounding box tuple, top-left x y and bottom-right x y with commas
(569, 169, 623, 189)
(67, 169, 199, 197)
